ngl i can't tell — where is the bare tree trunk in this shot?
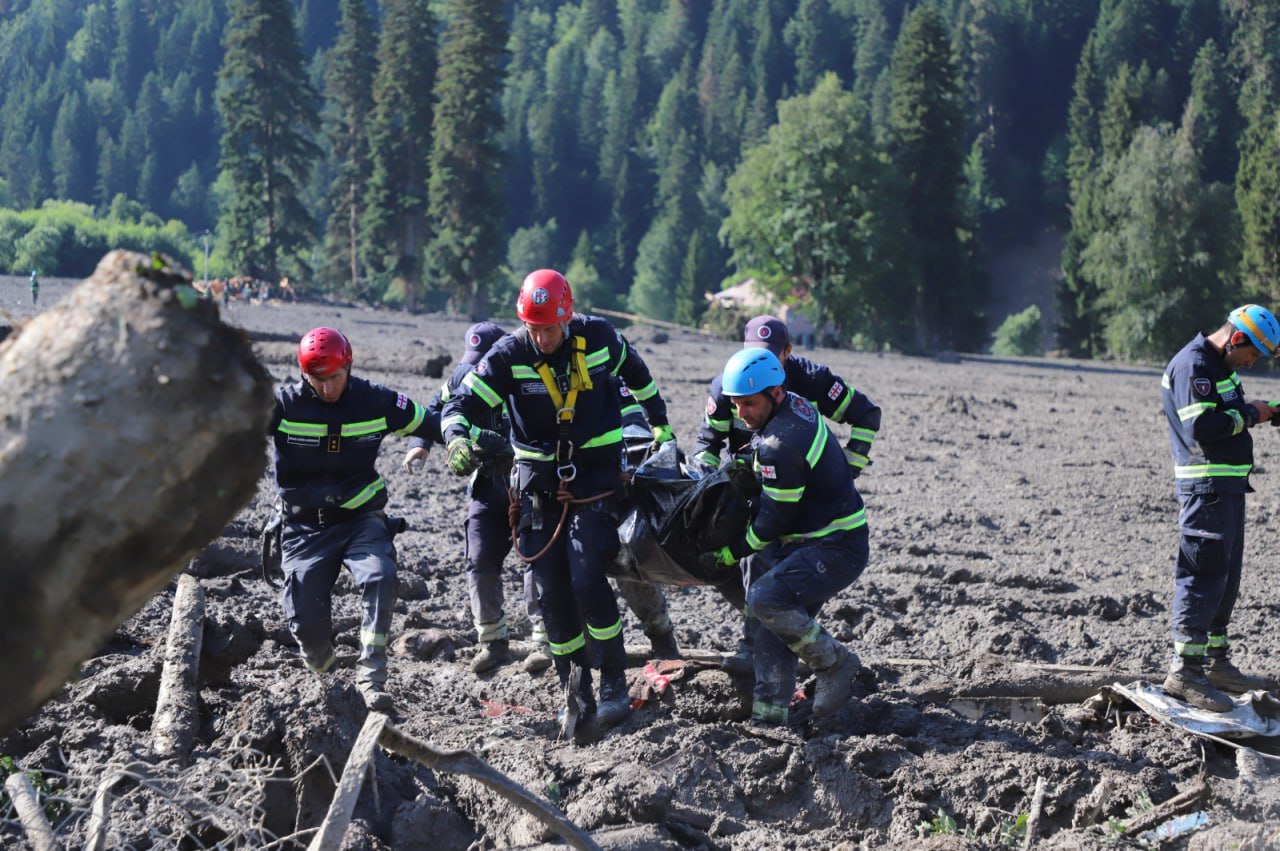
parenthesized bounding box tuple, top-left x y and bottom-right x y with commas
(0, 250, 273, 737)
(152, 573, 206, 763)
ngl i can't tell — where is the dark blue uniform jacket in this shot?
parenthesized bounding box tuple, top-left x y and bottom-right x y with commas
(729, 391, 866, 560)
(271, 375, 439, 511)
(1162, 333, 1258, 495)
(442, 315, 668, 497)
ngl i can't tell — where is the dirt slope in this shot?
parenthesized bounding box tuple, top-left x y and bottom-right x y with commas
(3, 277, 1280, 849)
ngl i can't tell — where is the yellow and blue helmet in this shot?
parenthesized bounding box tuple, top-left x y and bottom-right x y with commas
(1228, 304, 1280, 357)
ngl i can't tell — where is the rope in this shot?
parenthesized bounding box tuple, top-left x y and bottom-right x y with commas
(508, 482, 616, 564)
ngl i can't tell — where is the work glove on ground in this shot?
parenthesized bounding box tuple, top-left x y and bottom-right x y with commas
(446, 437, 479, 475)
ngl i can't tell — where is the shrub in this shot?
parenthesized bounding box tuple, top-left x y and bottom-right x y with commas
(991, 304, 1043, 357)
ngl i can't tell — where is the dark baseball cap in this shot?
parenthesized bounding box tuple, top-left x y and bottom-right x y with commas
(461, 321, 506, 363)
(742, 315, 790, 356)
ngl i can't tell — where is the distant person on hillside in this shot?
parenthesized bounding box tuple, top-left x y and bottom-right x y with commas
(269, 326, 442, 712)
(699, 348, 867, 728)
(693, 315, 881, 676)
(29, 270, 39, 306)
(1159, 304, 1279, 711)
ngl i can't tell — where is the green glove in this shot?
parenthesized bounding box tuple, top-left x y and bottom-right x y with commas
(446, 437, 479, 475)
(697, 545, 737, 575)
(651, 424, 675, 445)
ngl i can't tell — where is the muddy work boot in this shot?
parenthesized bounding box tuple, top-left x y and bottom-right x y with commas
(721, 642, 753, 677)
(524, 621, 553, 673)
(593, 668, 632, 731)
(647, 628, 680, 661)
(809, 646, 861, 718)
(357, 680, 394, 713)
(471, 639, 511, 673)
(1163, 657, 1233, 712)
(1205, 655, 1269, 693)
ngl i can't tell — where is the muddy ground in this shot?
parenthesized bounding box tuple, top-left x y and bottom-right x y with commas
(3, 275, 1280, 849)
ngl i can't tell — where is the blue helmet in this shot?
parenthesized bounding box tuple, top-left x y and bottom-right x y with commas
(721, 347, 785, 396)
(1229, 304, 1280, 358)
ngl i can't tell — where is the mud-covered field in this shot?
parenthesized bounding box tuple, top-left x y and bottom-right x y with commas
(3, 276, 1280, 849)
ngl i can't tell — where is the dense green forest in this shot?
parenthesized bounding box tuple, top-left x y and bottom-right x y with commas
(0, 0, 1275, 358)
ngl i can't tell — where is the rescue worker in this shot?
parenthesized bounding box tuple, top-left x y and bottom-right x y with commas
(701, 347, 867, 727)
(403, 327, 680, 674)
(29, 270, 39, 306)
(441, 269, 675, 734)
(1160, 304, 1279, 711)
(270, 327, 441, 712)
(402, 321, 533, 673)
(693, 315, 881, 476)
(694, 315, 881, 674)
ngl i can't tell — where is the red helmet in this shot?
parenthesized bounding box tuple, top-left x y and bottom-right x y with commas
(516, 269, 574, 325)
(298, 327, 353, 377)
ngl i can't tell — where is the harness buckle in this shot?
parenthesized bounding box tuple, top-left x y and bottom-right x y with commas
(557, 462, 578, 482)
(557, 405, 576, 424)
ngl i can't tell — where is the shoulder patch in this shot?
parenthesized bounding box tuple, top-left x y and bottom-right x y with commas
(1193, 377, 1212, 397)
(758, 464, 777, 479)
(791, 395, 817, 422)
(619, 384, 633, 398)
(396, 393, 409, 410)
(827, 381, 843, 401)
(706, 397, 717, 417)
(475, 359, 488, 376)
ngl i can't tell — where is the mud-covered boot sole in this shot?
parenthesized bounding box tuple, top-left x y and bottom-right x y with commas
(1162, 672, 1233, 712)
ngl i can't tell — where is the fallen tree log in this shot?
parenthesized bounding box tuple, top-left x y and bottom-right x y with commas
(0, 251, 273, 737)
(152, 573, 206, 763)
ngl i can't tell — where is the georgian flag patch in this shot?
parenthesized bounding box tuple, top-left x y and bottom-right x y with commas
(396, 393, 409, 410)
(758, 464, 777, 479)
(828, 381, 843, 401)
(1193, 377, 1212, 397)
(706, 397, 717, 416)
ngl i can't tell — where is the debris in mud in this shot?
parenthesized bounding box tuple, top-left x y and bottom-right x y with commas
(5, 279, 1280, 848)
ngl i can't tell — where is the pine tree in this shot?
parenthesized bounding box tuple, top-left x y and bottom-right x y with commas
(886, 6, 980, 350)
(362, 0, 436, 311)
(216, 0, 321, 282)
(424, 0, 508, 319)
(51, 89, 93, 201)
(319, 0, 377, 297)
(1181, 40, 1236, 185)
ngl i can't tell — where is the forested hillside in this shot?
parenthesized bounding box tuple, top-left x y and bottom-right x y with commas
(0, 0, 1274, 357)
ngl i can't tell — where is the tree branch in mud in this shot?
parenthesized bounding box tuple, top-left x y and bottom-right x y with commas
(0, 250, 273, 737)
(376, 720, 602, 851)
(1119, 776, 1209, 837)
(4, 772, 58, 851)
(152, 574, 206, 764)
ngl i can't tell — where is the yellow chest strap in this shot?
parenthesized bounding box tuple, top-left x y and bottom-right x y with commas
(535, 335, 593, 423)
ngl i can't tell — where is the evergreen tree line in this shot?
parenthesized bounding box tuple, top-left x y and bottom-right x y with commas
(0, 0, 1276, 358)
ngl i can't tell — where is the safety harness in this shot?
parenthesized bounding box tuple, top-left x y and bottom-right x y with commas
(509, 333, 617, 562)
